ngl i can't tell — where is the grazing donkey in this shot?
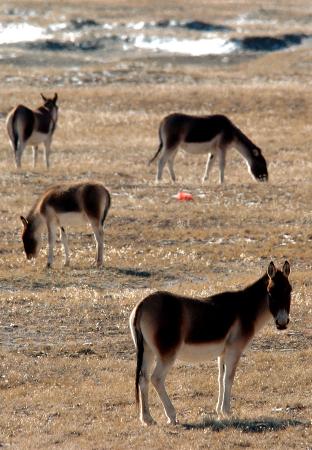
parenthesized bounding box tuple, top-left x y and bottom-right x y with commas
(149, 113, 268, 184)
(21, 181, 111, 268)
(130, 261, 291, 425)
(6, 93, 58, 169)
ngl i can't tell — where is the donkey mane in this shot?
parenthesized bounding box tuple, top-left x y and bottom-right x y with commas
(232, 122, 261, 153)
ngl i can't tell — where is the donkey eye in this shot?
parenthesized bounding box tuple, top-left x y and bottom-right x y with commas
(269, 290, 278, 300)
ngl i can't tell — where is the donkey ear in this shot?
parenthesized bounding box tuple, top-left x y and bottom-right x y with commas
(20, 215, 28, 227)
(282, 261, 290, 277)
(252, 148, 260, 157)
(53, 93, 58, 103)
(267, 261, 277, 278)
(40, 93, 47, 102)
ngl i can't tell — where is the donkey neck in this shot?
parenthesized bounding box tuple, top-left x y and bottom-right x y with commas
(37, 105, 57, 121)
(182, 274, 270, 344)
(37, 105, 52, 115)
(242, 274, 271, 332)
(27, 208, 45, 232)
(243, 273, 268, 299)
(233, 127, 259, 164)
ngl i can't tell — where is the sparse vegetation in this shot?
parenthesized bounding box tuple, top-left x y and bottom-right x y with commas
(0, 1, 311, 449)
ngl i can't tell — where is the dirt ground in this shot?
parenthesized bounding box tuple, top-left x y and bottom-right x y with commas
(0, 1, 311, 449)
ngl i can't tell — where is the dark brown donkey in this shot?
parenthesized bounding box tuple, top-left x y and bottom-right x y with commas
(6, 93, 58, 168)
(21, 181, 111, 268)
(149, 113, 268, 184)
(130, 261, 292, 425)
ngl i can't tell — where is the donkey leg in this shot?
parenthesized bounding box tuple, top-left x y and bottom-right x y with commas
(47, 223, 57, 268)
(167, 159, 176, 183)
(60, 227, 70, 266)
(32, 146, 39, 168)
(220, 349, 242, 416)
(202, 153, 215, 183)
(216, 355, 225, 416)
(90, 222, 104, 267)
(156, 146, 177, 183)
(139, 345, 156, 426)
(156, 153, 169, 182)
(218, 149, 226, 184)
(167, 150, 178, 183)
(151, 357, 177, 424)
(44, 140, 51, 169)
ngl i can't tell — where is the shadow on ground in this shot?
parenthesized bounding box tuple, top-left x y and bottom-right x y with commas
(182, 417, 309, 433)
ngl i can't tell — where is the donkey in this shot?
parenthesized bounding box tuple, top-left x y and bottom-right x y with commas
(148, 113, 268, 184)
(6, 93, 58, 169)
(130, 261, 291, 425)
(20, 181, 111, 268)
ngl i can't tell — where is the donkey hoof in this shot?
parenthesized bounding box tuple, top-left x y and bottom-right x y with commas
(218, 411, 230, 420)
(167, 418, 178, 425)
(141, 417, 156, 426)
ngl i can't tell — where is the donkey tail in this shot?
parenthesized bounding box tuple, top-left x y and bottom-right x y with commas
(135, 325, 144, 406)
(6, 108, 19, 152)
(8, 106, 34, 152)
(130, 305, 144, 407)
(148, 127, 163, 166)
(101, 188, 111, 226)
(12, 115, 19, 152)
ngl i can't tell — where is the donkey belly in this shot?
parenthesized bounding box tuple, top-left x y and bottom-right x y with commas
(177, 340, 225, 362)
(180, 137, 219, 155)
(58, 212, 87, 227)
(27, 131, 49, 146)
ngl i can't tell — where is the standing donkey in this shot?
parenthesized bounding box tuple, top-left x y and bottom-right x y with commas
(21, 181, 111, 268)
(6, 93, 58, 169)
(130, 261, 292, 425)
(149, 113, 268, 184)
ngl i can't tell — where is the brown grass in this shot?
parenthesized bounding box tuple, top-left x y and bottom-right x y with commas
(0, 0, 311, 449)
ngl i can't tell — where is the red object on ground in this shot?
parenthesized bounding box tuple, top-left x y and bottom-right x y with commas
(176, 191, 193, 201)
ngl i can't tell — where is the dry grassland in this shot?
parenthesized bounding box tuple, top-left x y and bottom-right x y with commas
(0, 1, 311, 449)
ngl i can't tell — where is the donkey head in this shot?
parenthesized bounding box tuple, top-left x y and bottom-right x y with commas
(40, 93, 58, 111)
(249, 148, 268, 182)
(267, 261, 292, 330)
(21, 216, 41, 260)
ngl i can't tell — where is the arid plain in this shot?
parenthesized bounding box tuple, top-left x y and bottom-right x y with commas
(0, 1, 311, 449)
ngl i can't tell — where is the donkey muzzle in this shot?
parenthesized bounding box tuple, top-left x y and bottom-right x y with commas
(258, 174, 268, 182)
(275, 310, 289, 330)
(276, 321, 288, 330)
